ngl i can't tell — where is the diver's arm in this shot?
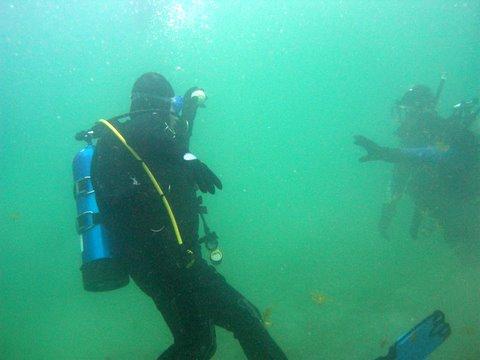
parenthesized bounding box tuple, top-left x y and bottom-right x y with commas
(177, 87, 222, 194)
(396, 146, 449, 164)
(180, 87, 207, 148)
(354, 135, 450, 164)
(354, 135, 402, 162)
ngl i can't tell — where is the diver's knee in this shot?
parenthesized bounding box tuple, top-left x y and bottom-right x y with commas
(198, 340, 217, 360)
(184, 341, 217, 360)
(237, 298, 263, 324)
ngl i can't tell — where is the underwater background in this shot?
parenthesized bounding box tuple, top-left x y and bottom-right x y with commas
(1, 1, 479, 359)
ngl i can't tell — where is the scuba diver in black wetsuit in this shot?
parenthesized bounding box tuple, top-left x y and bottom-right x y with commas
(84, 72, 287, 359)
(367, 83, 445, 240)
(355, 95, 480, 255)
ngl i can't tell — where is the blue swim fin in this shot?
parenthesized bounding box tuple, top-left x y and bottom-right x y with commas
(376, 310, 451, 360)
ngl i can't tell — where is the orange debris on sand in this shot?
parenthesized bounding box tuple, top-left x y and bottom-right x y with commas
(310, 291, 328, 305)
(262, 307, 274, 327)
(10, 212, 21, 222)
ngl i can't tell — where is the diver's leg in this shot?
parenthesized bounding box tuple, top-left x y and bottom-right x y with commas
(409, 206, 424, 240)
(221, 296, 288, 360)
(127, 257, 217, 360)
(195, 263, 288, 359)
(154, 289, 216, 360)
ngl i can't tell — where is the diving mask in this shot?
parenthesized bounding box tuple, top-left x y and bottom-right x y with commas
(131, 88, 206, 116)
(131, 92, 185, 116)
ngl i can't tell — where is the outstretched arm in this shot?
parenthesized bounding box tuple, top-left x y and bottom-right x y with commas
(354, 135, 449, 164)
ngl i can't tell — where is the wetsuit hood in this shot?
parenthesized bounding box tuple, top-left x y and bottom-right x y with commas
(130, 72, 175, 113)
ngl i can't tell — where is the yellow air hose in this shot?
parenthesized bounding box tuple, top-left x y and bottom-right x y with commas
(97, 119, 185, 247)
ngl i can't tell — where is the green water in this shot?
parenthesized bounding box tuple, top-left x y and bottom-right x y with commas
(1, 1, 479, 359)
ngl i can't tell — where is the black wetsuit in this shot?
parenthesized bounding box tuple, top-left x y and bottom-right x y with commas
(91, 112, 287, 359)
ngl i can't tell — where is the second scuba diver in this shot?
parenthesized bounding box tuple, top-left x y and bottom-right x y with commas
(357, 82, 445, 240)
(355, 83, 480, 256)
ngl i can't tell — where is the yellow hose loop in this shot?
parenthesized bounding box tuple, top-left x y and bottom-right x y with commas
(97, 119, 184, 246)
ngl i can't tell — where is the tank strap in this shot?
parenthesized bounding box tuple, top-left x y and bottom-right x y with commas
(76, 212, 103, 234)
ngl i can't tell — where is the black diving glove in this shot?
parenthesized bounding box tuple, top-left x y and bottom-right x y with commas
(183, 87, 207, 108)
(354, 135, 401, 163)
(183, 153, 222, 194)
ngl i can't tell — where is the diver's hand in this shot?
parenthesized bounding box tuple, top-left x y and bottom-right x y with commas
(183, 87, 207, 108)
(181, 87, 207, 140)
(184, 153, 222, 194)
(354, 135, 386, 162)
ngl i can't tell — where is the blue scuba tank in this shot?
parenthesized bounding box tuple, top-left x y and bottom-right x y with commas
(72, 144, 129, 292)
